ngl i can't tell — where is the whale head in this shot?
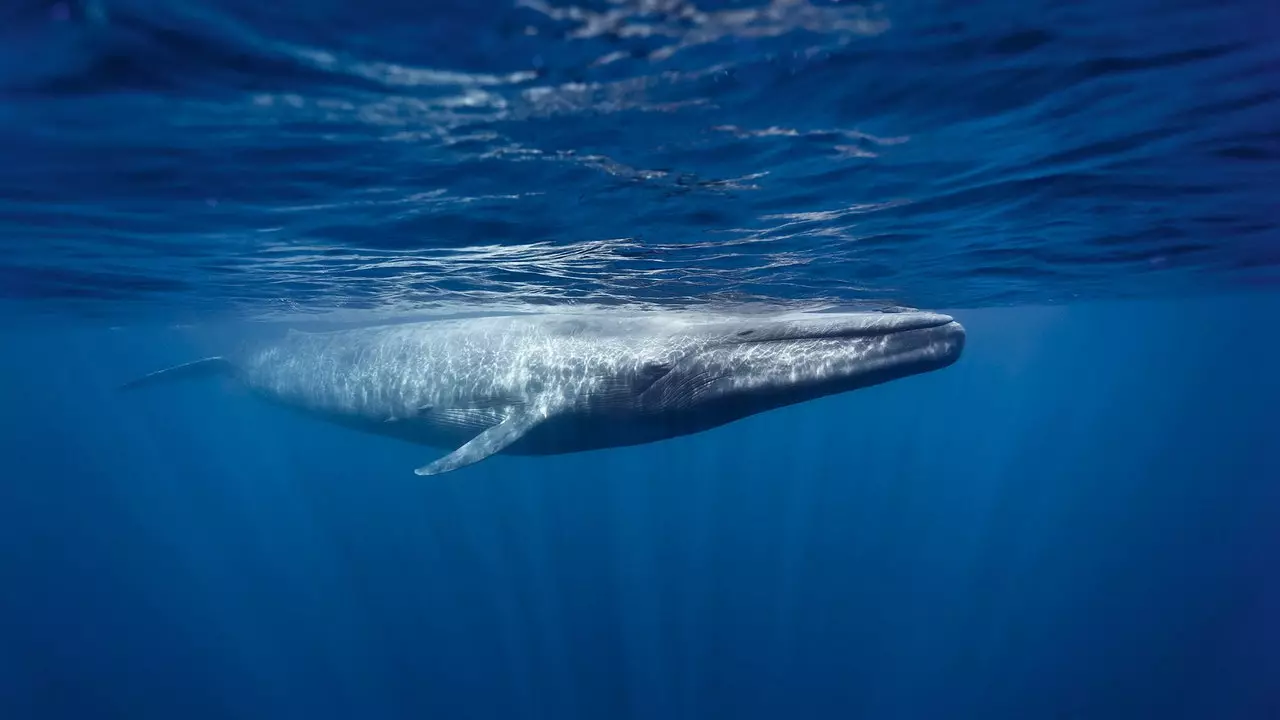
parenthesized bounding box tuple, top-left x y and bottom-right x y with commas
(635, 311, 965, 430)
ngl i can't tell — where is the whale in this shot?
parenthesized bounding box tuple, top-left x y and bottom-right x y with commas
(120, 309, 965, 476)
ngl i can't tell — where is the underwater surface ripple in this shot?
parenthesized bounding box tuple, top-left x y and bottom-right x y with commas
(1, 0, 1277, 321)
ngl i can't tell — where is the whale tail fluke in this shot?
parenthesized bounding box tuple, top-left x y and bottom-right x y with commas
(118, 356, 236, 391)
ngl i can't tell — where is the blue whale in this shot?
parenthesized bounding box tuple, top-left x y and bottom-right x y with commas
(121, 309, 965, 475)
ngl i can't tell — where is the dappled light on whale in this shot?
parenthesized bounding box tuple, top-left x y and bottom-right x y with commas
(120, 308, 964, 475)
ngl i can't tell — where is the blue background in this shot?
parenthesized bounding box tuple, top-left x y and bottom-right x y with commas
(2, 0, 1279, 716)
(2, 296, 1278, 718)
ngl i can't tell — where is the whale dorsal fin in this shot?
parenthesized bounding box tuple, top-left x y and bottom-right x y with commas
(118, 357, 235, 391)
(413, 406, 546, 476)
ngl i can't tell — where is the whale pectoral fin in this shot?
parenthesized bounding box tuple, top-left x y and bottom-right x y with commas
(413, 407, 545, 477)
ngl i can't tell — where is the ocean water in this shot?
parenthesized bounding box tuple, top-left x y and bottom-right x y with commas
(2, 0, 1279, 718)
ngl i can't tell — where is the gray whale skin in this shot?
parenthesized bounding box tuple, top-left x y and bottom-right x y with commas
(121, 309, 965, 476)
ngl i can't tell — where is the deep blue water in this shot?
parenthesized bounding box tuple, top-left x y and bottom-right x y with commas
(2, 0, 1280, 718)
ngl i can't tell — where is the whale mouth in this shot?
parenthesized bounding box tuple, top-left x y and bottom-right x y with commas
(730, 312, 967, 375)
(640, 312, 965, 414)
(729, 311, 958, 344)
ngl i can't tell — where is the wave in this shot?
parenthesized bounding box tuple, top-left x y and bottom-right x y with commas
(0, 0, 1276, 324)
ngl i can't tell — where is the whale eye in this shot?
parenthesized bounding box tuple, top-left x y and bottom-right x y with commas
(736, 329, 755, 337)
(632, 361, 675, 395)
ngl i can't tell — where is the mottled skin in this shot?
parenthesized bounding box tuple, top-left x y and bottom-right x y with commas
(122, 310, 965, 475)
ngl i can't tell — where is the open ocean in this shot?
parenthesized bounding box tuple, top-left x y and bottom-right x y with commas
(1, 0, 1278, 718)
